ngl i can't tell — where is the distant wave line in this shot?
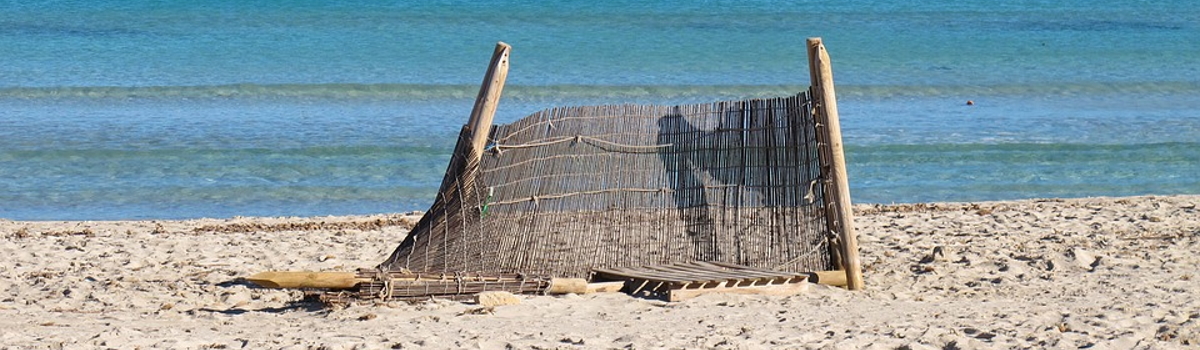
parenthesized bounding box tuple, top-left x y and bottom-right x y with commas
(3, 82, 1197, 100)
(0, 144, 453, 161)
(848, 142, 1199, 162)
(0, 84, 802, 100)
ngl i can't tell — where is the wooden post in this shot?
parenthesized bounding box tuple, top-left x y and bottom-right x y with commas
(807, 37, 864, 291)
(467, 42, 512, 159)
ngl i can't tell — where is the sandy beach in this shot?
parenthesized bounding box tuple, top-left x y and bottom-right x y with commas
(2, 195, 1197, 349)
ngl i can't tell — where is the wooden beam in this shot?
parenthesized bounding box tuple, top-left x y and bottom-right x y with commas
(807, 37, 864, 291)
(807, 270, 848, 287)
(466, 42, 512, 159)
(246, 271, 368, 289)
(545, 278, 589, 294)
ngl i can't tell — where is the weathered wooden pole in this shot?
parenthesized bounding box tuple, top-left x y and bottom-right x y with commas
(466, 42, 512, 159)
(807, 37, 863, 290)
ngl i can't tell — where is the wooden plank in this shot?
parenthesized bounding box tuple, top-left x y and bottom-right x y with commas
(707, 268, 798, 281)
(595, 262, 829, 299)
(604, 264, 700, 284)
(700, 261, 792, 274)
(665, 262, 739, 277)
(667, 267, 782, 285)
(689, 262, 809, 281)
(598, 263, 805, 290)
(594, 267, 690, 284)
(645, 265, 730, 284)
(807, 37, 863, 291)
(649, 264, 780, 286)
(667, 280, 809, 302)
(590, 268, 636, 282)
(697, 261, 799, 276)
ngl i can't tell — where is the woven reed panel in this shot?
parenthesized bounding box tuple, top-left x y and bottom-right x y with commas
(380, 91, 835, 278)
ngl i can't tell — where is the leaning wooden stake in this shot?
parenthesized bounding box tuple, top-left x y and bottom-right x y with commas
(466, 42, 512, 159)
(807, 37, 864, 291)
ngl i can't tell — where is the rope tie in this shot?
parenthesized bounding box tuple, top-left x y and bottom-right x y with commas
(487, 135, 672, 154)
(772, 238, 831, 270)
(826, 227, 841, 242)
(375, 270, 395, 300)
(804, 179, 819, 204)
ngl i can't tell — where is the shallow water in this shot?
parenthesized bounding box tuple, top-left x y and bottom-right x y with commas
(1, 1, 1197, 220)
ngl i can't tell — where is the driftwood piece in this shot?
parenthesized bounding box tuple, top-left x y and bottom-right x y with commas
(246, 271, 367, 289)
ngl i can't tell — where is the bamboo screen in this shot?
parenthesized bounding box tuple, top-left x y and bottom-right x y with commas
(378, 91, 837, 278)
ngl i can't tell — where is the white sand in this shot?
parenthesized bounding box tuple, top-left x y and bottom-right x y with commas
(2, 195, 1197, 349)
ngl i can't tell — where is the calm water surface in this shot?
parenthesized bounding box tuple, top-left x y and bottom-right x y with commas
(1, 1, 1197, 220)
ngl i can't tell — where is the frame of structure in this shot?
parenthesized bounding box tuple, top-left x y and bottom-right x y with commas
(807, 37, 863, 290)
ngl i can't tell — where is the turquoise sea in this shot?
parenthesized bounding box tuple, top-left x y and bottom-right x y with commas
(1, 1, 1197, 220)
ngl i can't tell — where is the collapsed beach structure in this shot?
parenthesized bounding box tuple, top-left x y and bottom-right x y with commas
(251, 38, 862, 303)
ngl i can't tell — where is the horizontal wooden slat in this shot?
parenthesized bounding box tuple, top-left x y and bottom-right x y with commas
(592, 261, 811, 298)
(700, 261, 810, 278)
(593, 267, 689, 285)
(683, 262, 799, 281)
(668, 280, 809, 301)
